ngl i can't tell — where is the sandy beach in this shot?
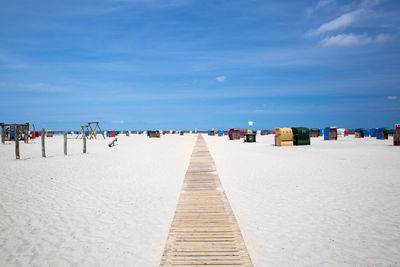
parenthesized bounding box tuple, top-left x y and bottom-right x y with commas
(206, 135, 400, 266)
(1, 133, 400, 266)
(0, 134, 196, 266)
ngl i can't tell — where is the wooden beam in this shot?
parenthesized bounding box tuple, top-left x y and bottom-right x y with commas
(41, 128, 46, 158)
(83, 130, 87, 154)
(15, 127, 20, 160)
(1, 123, 5, 144)
(64, 131, 67, 156)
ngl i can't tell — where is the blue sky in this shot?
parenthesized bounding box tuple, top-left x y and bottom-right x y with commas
(1, 0, 399, 130)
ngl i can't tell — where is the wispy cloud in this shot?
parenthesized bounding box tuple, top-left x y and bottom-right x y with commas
(0, 52, 28, 70)
(307, 0, 335, 16)
(310, 9, 362, 36)
(0, 82, 70, 93)
(111, 0, 191, 8)
(308, 0, 381, 36)
(216, 76, 226, 83)
(317, 0, 335, 9)
(387, 96, 398, 100)
(111, 120, 125, 124)
(320, 33, 390, 47)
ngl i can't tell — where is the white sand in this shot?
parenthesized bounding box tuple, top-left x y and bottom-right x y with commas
(205, 135, 400, 266)
(0, 134, 196, 266)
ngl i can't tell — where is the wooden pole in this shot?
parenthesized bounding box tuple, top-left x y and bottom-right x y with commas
(1, 124, 5, 144)
(83, 131, 87, 154)
(15, 127, 20, 159)
(41, 128, 46, 158)
(64, 131, 67, 155)
(25, 123, 29, 144)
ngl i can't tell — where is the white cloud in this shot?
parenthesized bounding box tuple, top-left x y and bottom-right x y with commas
(316, 0, 335, 9)
(307, 0, 335, 16)
(216, 76, 226, 82)
(387, 96, 398, 100)
(320, 33, 390, 47)
(111, 120, 125, 124)
(310, 10, 362, 36)
(112, 0, 190, 8)
(360, 0, 380, 9)
(0, 82, 70, 93)
(0, 52, 28, 70)
(309, 0, 381, 36)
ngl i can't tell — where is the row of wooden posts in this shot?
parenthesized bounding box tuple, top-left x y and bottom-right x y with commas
(13, 129, 87, 160)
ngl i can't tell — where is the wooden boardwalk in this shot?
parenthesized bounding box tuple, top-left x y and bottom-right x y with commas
(160, 135, 253, 266)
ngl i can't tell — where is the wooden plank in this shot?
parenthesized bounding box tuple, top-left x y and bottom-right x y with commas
(160, 135, 252, 266)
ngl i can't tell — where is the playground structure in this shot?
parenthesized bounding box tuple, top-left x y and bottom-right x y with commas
(1, 123, 30, 144)
(76, 122, 105, 140)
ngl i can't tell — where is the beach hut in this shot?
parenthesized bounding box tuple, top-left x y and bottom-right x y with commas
(274, 128, 293, 146)
(109, 131, 115, 137)
(218, 130, 223, 136)
(370, 128, 377, 137)
(394, 124, 400, 146)
(46, 131, 53, 137)
(228, 128, 240, 140)
(344, 129, 349, 136)
(377, 128, 389, 140)
(337, 128, 345, 136)
(355, 128, 365, 138)
(310, 128, 320, 138)
(148, 130, 160, 138)
(208, 130, 216, 136)
(30, 131, 39, 138)
(180, 131, 184, 136)
(239, 129, 248, 138)
(292, 127, 310, 146)
(324, 127, 337, 140)
(244, 132, 256, 143)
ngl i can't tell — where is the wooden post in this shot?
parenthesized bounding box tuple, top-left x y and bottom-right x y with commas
(1, 123, 4, 144)
(64, 131, 67, 156)
(15, 127, 20, 159)
(83, 131, 87, 154)
(41, 128, 46, 158)
(24, 123, 29, 144)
